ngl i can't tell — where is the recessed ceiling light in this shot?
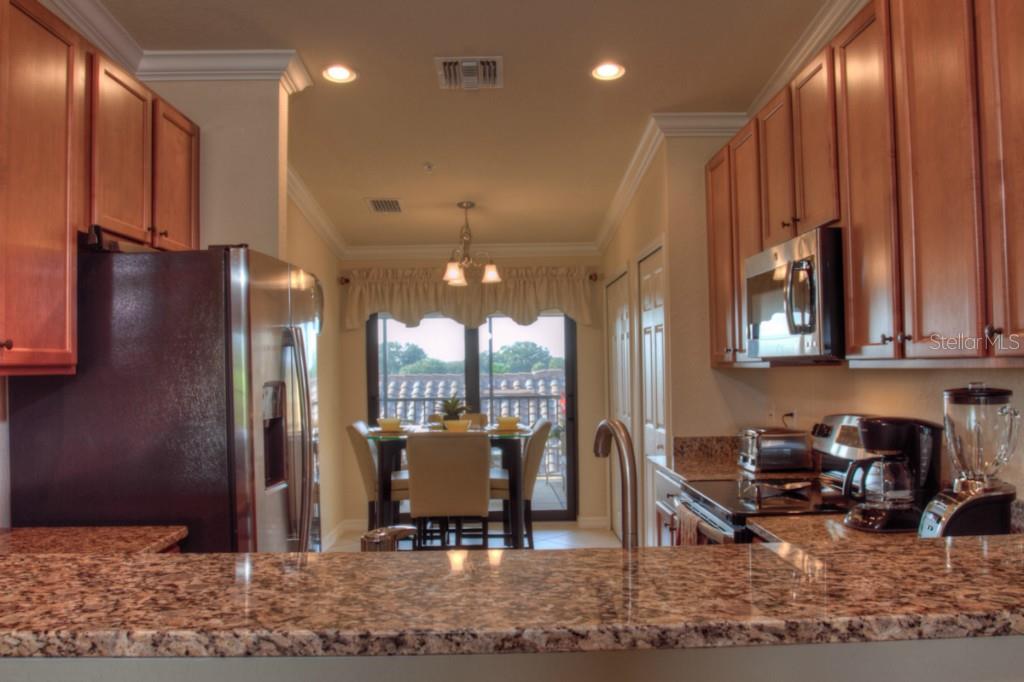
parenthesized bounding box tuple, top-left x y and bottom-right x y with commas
(323, 64, 357, 83)
(592, 62, 626, 81)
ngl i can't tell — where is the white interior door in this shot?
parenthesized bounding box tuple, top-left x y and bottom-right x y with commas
(605, 274, 631, 540)
(639, 249, 667, 462)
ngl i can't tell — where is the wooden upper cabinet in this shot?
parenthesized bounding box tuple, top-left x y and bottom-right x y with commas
(791, 48, 840, 232)
(757, 88, 797, 247)
(0, 0, 77, 372)
(833, 0, 902, 360)
(152, 100, 200, 251)
(891, 0, 986, 358)
(91, 55, 153, 244)
(728, 120, 761, 360)
(706, 146, 735, 365)
(976, 0, 1024, 357)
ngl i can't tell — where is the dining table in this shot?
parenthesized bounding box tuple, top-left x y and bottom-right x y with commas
(366, 425, 533, 549)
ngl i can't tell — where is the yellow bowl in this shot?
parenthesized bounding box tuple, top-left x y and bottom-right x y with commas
(444, 420, 471, 432)
(497, 416, 520, 431)
(378, 418, 402, 432)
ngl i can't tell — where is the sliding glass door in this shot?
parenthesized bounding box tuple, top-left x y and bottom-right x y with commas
(367, 313, 577, 520)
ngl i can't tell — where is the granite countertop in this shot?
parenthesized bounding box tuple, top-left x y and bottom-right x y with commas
(2, 535, 1024, 657)
(0, 526, 187, 554)
(747, 514, 925, 548)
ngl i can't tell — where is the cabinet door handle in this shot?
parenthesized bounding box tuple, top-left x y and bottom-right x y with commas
(984, 324, 1004, 341)
(781, 221, 791, 228)
(880, 334, 894, 344)
(158, 230, 169, 237)
(897, 332, 912, 343)
(0, 339, 12, 350)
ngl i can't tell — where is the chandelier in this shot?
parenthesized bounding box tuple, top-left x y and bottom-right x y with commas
(442, 201, 501, 286)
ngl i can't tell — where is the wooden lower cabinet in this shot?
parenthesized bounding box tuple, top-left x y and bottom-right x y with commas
(705, 147, 735, 365)
(977, 0, 1024, 357)
(833, 0, 902, 360)
(891, 0, 986, 359)
(152, 100, 200, 251)
(0, 0, 77, 373)
(791, 47, 840, 232)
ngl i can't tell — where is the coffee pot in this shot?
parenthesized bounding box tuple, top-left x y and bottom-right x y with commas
(843, 417, 943, 532)
(920, 383, 1020, 537)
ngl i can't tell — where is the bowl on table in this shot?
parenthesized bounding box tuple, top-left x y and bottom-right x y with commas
(496, 416, 520, 432)
(377, 418, 403, 432)
(444, 419, 471, 432)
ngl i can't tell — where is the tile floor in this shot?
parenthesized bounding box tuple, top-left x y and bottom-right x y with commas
(326, 521, 621, 552)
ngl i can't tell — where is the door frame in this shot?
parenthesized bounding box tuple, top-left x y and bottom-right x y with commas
(365, 313, 579, 522)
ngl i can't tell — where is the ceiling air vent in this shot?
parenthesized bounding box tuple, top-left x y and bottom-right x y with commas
(434, 56, 503, 90)
(366, 198, 402, 214)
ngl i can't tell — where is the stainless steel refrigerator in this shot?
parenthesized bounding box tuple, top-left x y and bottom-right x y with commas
(8, 246, 322, 553)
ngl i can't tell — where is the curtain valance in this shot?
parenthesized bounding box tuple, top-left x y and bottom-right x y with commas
(341, 266, 595, 329)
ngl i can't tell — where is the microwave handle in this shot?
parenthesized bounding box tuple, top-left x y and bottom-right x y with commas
(783, 262, 797, 335)
(785, 259, 816, 335)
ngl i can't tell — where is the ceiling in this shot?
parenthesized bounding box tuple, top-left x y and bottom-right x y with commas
(102, 0, 826, 248)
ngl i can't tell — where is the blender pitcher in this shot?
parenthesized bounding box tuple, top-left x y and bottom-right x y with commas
(944, 383, 1021, 492)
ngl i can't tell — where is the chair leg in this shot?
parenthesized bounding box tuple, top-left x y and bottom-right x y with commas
(440, 518, 449, 547)
(368, 501, 376, 532)
(482, 518, 489, 548)
(525, 500, 534, 549)
(455, 518, 463, 546)
(502, 500, 512, 547)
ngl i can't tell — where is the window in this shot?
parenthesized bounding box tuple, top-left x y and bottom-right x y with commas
(367, 313, 577, 519)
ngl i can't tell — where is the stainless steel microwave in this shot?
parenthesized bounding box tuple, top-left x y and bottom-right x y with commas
(744, 226, 844, 362)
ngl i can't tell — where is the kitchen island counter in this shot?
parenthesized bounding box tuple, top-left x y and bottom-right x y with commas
(2, 534, 1024, 658)
(0, 526, 187, 554)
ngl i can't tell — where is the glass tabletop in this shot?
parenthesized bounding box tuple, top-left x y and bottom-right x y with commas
(366, 425, 531, 441)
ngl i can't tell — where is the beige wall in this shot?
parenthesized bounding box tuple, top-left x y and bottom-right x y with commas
(145, 80, 289, 258)
(330, 254, 608, 533)
(285, 199, 346, 543)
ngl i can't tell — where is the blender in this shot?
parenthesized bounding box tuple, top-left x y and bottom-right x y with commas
(843, 417, 943, 532)
(919, 383, 1021, 538)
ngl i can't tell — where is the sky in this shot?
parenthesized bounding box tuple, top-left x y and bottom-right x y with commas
(381, 315, 566, 362)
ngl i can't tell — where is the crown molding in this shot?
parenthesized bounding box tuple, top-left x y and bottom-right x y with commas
(46, 0, 143, 70)
(747, 0, 870, 115)
(137, 50, 313, 93)
(286, 167, 348, 260)
(596, 112, 743, 250)
(339, 241, 601, 262)
(652, 112, 748, 137)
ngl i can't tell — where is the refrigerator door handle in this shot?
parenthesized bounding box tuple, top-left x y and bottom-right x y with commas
(288, 326, 315, 552)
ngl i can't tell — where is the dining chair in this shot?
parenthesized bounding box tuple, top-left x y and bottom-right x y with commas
(490, 419, 552, 549)
(407, 432, 491, 548)
(347, 421, 410, 531)
(464, 412, 488, 428)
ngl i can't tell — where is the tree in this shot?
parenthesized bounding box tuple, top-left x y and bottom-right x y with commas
(493, 341, 551, 373)
(548, 357, 565, 370)
(398, 358, 448, 374)
(380, 342, 426, 373)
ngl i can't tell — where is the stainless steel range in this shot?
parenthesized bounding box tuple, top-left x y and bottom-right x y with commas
(676, 416, 877, 543)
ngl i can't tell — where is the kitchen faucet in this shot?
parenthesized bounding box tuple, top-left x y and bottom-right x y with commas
(593, 419, 639, 549)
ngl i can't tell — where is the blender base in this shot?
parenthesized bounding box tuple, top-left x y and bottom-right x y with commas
(843, 505, 924, 533)
(919, 481, 1016, 538)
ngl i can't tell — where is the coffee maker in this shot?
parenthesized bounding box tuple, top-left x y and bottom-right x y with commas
(919, 383, 1020, 538)
(843, 417, 943, 532)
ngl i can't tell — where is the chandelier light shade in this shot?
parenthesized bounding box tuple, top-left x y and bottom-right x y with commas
(442, 201, 500, 286)
(481, 262, 502, 283)
(443, 260, 463, 282)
